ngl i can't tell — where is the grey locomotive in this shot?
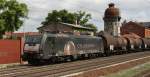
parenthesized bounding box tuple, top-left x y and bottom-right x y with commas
(22, 33, 104, 64)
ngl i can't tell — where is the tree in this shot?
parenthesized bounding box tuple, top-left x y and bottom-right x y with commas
(74, 11, 91, 25)
(42, 9, 97, 31)
(0, 0, 28, 38)
(74, 11, 97, 31)
(42, 10, 76, 25)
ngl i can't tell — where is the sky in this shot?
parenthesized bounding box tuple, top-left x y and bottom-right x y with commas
(17, 0, 150, 32)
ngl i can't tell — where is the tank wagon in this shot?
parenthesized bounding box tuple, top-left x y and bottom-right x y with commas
(98, 31, 128, 55)
(22, 32, 150, 65)
(122, 34, 143, 51)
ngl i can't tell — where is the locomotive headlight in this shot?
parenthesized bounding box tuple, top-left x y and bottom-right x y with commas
(40, 54, 44, 56)
(145, 44, 147, 48)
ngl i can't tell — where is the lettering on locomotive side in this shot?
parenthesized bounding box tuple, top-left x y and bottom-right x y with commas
(76, 44, 98, 49)
(78, 50, 100, 54)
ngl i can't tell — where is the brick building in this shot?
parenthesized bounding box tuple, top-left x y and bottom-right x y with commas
(121, 21, 150, 38)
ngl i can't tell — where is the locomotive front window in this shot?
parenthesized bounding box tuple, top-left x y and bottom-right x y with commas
(25, 35, 42, 44)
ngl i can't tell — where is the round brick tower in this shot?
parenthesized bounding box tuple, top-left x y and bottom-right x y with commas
(103, 3, 121, 36)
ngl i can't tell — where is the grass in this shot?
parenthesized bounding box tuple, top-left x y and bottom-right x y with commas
(0, 63, 20, 69)
(106, 62, 150, 77)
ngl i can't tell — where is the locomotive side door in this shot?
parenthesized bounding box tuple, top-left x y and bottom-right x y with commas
(42, 37, 55, 59)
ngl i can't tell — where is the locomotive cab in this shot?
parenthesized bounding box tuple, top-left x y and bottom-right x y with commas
(22, 35, 42, 61)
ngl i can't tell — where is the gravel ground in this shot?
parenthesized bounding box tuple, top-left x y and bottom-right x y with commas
(62, 52, 150, 77)
(106, 62, 150, 77)
(1, 52, 150, 77)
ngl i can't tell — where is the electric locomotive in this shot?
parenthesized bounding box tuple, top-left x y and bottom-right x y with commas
(22, 33, 104, 64)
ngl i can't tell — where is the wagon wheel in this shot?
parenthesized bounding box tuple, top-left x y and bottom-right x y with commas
(28, 59, 41, 65)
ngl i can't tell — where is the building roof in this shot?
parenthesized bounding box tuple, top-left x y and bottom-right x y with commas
(139, 22, 150, 28)
(122, 21, 150, 29)
(37, 22, 95, 32)
(104, 3, 120, 18)
(60, 23, 95, 31)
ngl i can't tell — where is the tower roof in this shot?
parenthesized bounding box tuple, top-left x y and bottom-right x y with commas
(104, 3, 120, 18)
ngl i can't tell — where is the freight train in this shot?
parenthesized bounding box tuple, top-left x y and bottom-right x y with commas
(22, 31, 150, 65)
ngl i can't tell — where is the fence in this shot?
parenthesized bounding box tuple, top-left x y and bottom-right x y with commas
(0, 39, 23, 64)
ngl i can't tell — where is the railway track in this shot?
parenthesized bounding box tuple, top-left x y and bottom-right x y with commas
(1, 51, 150, 77)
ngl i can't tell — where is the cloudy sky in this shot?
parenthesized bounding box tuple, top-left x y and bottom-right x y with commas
(17, 0, 150, 32)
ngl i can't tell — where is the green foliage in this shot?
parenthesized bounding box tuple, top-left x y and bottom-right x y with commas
(42, 9, 97, 31)
(74, 11, 91, 25)
(42, 9, 76, 25)
(0, 0, 28, 38)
